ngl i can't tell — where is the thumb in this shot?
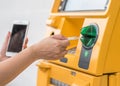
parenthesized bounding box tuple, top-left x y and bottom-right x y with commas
(59, 39, 70, 47)
(0, 31, 11, 55)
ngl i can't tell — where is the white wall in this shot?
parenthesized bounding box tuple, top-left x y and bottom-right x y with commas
(0, 0, 53, 86)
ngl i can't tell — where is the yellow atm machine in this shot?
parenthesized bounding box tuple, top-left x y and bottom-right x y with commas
(37, 0, 120, 86)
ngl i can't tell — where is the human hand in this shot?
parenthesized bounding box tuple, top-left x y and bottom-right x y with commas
(0, 32, 28, 61)
(0, 32, 11, 61)
(31, 34, 70, 60)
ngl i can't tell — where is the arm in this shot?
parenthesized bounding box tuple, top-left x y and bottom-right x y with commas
(0, 34, 69, 85)
(0, 47, 35, 85)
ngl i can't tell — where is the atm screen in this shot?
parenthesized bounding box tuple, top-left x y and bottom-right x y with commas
(59, 0, 109, 12)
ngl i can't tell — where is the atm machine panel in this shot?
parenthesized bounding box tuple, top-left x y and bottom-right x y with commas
(37, 0, 120, 86)
(46, 0, 120, 75)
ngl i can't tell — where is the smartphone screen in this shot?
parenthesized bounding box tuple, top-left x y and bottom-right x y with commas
(7, 24, 27, 53)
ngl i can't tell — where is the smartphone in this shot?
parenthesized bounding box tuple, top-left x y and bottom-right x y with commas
(6, 20, 29, 56)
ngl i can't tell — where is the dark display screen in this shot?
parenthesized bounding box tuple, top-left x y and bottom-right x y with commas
(8, 24, 27, 52)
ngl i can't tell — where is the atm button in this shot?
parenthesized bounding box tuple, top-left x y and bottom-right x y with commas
(60, 58, 68, 63)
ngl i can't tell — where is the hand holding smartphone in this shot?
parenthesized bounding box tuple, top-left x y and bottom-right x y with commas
(6, 20, 29, 56)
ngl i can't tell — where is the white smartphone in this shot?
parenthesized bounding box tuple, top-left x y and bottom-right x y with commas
(6, 20, 29, 56)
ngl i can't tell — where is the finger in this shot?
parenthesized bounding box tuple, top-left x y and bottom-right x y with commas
(53, 50, 68, 60)
(23, 38, 28, 49)
(25, 37, 28, 45)
(0, 32, 11, 55)
(51, 34, 67, 40)
(22, 45, 27, 49)
(59, 39, 70, 48)
(60, 50, 68, 57)
(59, 46, 66, 52)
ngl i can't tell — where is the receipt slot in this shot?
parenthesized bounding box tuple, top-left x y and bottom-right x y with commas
(37, 0, 120, 86)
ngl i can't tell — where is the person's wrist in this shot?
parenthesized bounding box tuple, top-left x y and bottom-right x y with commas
(29, 44, 40, 61)
(27, 45, 37, 61)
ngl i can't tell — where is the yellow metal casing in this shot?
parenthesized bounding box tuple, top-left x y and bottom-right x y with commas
(109, 73, 120, 86)
(37, 0, 120, 86)
(45, 0, 120, 75)
(37, 62, 108, 86)
(46, 17, 84, 49)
